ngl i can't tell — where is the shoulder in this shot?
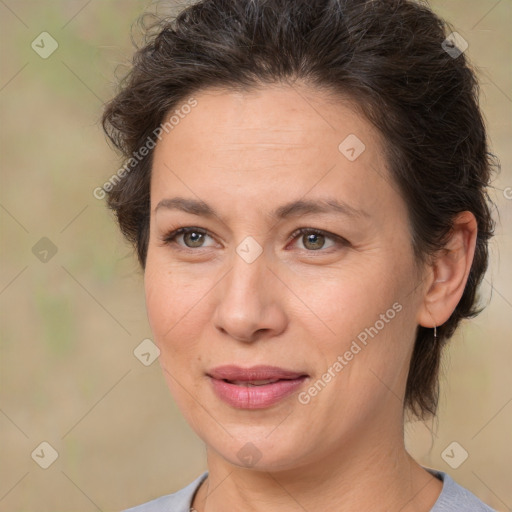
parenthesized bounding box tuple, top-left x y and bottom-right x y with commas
(427, 469, 496, 511)
(121, 471, 208, 512)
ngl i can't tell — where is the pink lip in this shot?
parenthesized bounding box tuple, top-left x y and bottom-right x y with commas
(207, 365, 309, 409)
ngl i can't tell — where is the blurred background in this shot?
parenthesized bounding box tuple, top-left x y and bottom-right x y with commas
(0, 1, 510, 511)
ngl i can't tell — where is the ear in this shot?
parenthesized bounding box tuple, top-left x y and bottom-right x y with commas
(416, 211, 478, 329)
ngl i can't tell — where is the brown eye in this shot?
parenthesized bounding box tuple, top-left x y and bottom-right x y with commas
(289, 228, 348, 252)
(302, 232, 326, 250)
(162, 227, 214, 249)
(182, 230, 206, 248)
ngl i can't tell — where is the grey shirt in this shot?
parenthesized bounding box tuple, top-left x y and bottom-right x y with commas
(122, 469, 496, 511)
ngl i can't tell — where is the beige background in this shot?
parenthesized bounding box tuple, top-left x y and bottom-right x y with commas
(0, 1, 510, 511)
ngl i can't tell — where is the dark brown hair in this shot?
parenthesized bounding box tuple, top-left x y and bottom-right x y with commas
(101, 0, 498, 419)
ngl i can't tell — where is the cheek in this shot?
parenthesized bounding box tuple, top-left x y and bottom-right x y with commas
(297, 262, 401, 342)
(144, 259, 207, 361)
(300, 258, 415, 392)
(144, 265, 208, 412)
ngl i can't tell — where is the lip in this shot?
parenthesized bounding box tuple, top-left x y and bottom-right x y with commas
(207, 365, 309, 409)
(207, 365, 307, 381)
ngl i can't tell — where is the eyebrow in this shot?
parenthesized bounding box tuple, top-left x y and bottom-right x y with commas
(154, 196, 369, 221)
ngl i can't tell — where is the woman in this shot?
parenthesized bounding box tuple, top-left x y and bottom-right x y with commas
(101, 0, 498, 510)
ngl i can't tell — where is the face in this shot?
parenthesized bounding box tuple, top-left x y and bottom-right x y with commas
(145, 83, 427, 471)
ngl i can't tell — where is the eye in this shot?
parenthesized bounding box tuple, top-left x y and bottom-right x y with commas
(287, 228, 348, 252)
(161, 227, 216, 250)
(160, 226, 349, 253)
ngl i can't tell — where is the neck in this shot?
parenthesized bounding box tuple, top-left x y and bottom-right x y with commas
(192, 421, 442, 512)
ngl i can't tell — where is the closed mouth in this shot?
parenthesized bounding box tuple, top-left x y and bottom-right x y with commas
(207, 364, 308, 382)
(220, 377, 306, 386)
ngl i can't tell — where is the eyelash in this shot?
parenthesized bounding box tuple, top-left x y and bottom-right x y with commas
(160, 226, 349, 253)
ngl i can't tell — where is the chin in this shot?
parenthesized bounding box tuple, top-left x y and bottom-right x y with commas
(205, 431, 313, 472)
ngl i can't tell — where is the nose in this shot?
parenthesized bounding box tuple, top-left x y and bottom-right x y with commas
(212, 251, 287, 343)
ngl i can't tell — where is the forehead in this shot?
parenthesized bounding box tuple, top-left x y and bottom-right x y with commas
(150, 84, 397, 221)
(156, 83, 377, 150)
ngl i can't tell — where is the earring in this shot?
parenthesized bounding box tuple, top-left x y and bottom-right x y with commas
(433, 325, 437, 339)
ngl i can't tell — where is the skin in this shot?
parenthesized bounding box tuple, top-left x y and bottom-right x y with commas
(144, 82, 477, 512)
